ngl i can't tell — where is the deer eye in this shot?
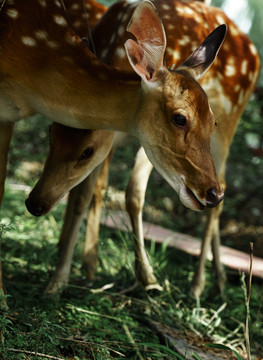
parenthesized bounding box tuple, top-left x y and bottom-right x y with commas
(79, 147, 94, 161)
(172, 113, 187, 128)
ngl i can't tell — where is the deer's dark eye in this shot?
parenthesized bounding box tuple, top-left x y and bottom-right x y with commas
(79, 147, 94, 161)
(172, 114, 187, 128)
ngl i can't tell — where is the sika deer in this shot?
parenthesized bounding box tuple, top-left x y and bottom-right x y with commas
(25, 0, 246, 295)
(0, 0, 225, 296)
(38, 0, 260, 296)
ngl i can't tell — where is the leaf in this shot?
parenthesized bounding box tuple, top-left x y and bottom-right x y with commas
(140, 342, 185, 359)
(192, 352, 203, 360)
(205, 343, 244, 360)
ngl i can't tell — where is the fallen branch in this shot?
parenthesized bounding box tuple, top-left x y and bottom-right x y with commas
(8, 348, 64, 360)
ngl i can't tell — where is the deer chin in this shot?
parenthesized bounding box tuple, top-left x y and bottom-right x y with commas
(141, 147, 205, 211)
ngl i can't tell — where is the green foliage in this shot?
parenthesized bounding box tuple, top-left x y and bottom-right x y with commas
(1, 182, 263, 359)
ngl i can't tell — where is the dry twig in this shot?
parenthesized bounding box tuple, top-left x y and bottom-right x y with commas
(245, 242, 254, 360)
(8, 348, 64, 360)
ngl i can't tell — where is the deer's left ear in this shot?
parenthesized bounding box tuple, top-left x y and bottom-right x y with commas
(177, 24, 227, 80)
(124, 0, 167, 84)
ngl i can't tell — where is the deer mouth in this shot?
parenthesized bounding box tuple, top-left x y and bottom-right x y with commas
(178, 179, 205, 211)
(185, 186, 205, 211)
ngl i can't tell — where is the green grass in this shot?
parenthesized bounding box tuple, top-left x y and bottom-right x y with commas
(1, 181, 263, 359)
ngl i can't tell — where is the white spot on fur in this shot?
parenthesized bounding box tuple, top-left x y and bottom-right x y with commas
(167, 24, 175, 30)
(223, 42, 230, 51)
(66, 35, 77, 46)
(225, 56, 236, 77)
(121, 12, 130, 23)
(249, 43, 257, 55)
(163, 14, 171, 20)
(117, 12, 123, 22)
(21, 36, 37, 47)
(38, 0, 47, 7)
(118, 25, 125, 36)
(248, 71, 254, 82)
(166, 47, 174, 56)
(116, 47, 126, 59)
(73, 20, 81, 28)
(101, 48, 108, 60)
(234, 84, 241, 92)
(55, 0, 61, 7)
(47, 40, 59, 49)
(241, 60, 248, 75)
(109, 34, 116, 45)
(6, 8, 18, 19)
(216, 14, 225, 24)
(35, 30, 48, 40)
(185, 7, 194, 15)
(71, 3, 80, 10)
(96, 13, 103, 20)
(53, 15, 67, 26)
(176, 7, 185, 15)
(194, 16, 203, 24)
(238, 89, 245, 105)
(172, 50, 181, 61)
(162, 4, 170, 10)
(225, 64, 236, 77)
(178, 35, 191, 46)
(229, 25, 239, 36)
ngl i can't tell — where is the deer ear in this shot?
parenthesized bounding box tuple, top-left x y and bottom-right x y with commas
(124, 0, 166, 83)
(177, 24, 227, 80)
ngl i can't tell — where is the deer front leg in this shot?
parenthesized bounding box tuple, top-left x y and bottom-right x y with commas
(45, 165, 101, 294)
(0, 122, 14, 299)
(211, 206, 226, 296)
(125, 147, 157, 287)
(191, 202, 225, 299)
(82, 151, 113, 279)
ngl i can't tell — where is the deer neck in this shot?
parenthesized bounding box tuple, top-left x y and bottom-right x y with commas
(0, 0, 142, 133)
(26, 54, 143, 133)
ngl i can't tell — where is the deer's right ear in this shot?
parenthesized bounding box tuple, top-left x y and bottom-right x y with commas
(177, 24, 227, 80)
(124, 0, 166, 84)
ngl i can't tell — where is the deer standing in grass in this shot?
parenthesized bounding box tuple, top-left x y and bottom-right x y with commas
(0, 0, 225, 297)
(27, 0, 259, 296)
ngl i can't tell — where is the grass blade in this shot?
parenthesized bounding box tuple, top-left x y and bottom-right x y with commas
(205, 343, 243, 360)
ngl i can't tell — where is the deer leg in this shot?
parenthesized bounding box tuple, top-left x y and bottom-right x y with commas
(82, 151, 113, 279)
(0, 122, 14, 299)
(45, 165, 101, 294)
(191, 202, 224, 299)
(211, 202, 226, 296)
(125, 147, 156, 287)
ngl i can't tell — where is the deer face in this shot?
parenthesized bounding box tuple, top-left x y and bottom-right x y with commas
(26, 124, 114, 216)
(136, 69, 223, 210)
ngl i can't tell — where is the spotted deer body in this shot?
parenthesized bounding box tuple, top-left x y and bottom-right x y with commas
(0, 0, 227, 296)
(25, 0, 260, 296)
(94, 0, 260, 297)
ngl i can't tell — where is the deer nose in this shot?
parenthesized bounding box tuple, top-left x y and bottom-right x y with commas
(206, 187, 224, 208)
(25, 198, 45, 217)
